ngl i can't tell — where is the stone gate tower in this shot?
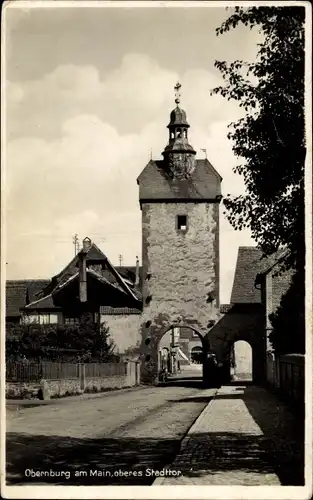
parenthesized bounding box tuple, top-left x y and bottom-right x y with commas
(137, 83, 222, 384)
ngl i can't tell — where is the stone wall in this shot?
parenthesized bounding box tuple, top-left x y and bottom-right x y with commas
(101, 314, 142, 357)
(6, 382, 41, 400)
(139, 202, 220, 383)
(43, 378, 82, 398)
(6, 361, 141, 400)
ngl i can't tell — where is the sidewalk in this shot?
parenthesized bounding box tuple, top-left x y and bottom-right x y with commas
(154, 384, 304, 486)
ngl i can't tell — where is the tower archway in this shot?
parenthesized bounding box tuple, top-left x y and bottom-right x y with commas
(155, 325, 205, 384)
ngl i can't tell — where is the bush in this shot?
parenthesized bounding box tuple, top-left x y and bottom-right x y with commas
(6, 316, 116, 362)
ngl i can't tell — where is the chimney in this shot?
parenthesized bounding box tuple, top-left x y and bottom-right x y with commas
(82, 237, 92, 253)
(135, 256, 140, 287)
(78, 249, 87, 303)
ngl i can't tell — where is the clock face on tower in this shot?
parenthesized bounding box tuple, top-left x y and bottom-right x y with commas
(168, 153, 195, 179)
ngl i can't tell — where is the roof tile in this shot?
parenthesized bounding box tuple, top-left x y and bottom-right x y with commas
(230, 247, 287, 304)
(230, 247, 264, 304)
(6, 279, 50, 317)
(137, 159, 222, 201)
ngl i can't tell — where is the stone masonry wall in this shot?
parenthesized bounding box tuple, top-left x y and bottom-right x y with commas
(45, 378, 82, 397)
(6, 361, 140, 399)
(6, 382, 41, 400)
(139, 202, 220, 383)
(84, 375, 129, 392)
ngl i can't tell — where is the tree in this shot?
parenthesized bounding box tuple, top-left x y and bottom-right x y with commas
(212, 7, 305, 355)
(6, 317, 117, 362)
(75, 313, 117, 362)
(211, 6, 305, 272)
(269, 271, 305, 354)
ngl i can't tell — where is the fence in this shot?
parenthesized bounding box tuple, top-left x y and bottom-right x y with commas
(6, 361, 42, 382)
(84, 362, 125, 378)
(6, 359, 141, 400)
(266, 352, 304, 410)
(6, 360, 125, 382)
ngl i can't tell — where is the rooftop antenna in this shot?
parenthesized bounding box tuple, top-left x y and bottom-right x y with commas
(73, 234, 79, 256)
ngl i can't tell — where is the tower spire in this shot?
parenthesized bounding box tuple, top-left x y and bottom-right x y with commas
(161, 83, 196, 179)
(174, 81, 181, 105)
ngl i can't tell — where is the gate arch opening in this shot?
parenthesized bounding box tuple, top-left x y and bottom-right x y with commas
(157, 325, 204, 383)
(232, 340, 253, 382)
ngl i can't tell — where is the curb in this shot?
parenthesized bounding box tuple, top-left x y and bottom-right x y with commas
(6, 384, 149, 410)
(152, 387, 219, 485)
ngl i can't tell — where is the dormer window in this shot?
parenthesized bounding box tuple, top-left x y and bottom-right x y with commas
(177, 215, 188, 232)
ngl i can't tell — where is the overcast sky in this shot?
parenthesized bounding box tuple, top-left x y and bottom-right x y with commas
(4, 3, 262, 303)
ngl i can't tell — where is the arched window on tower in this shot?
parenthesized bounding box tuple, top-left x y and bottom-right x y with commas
(184, 129, 188, 139)
(176, 128, 182, 139)
(170, 131, 175, 140)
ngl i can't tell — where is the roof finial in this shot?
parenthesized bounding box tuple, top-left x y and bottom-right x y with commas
(174, 81, 181, 105)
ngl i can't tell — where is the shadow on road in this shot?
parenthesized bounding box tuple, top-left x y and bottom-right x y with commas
(6, 432, 181, 485)
(6, 425, 304, 486)
(167, 396, 215, 404)
(158, 378, 204, 389)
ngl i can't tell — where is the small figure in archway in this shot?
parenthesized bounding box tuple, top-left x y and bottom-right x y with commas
(159, 366, 168, 382)
(205, 352, 219, 388)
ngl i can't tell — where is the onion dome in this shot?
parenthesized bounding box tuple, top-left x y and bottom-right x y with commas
(162, 82, 196, 179)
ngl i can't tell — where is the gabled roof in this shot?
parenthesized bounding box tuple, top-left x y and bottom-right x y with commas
(104, 258, 140, 303)
(83, 242, 108, 261)
(255, 249, 289, 278)
(23, 264, 142, 311)
(6, 279, 51, 317)
(230, 247, 263, 304)
(23, 294, 60, 311)
(115, 266, 143, 284)
(137, 159, 222, 202)
(230, 247, 286, 304)
(87, 268, 129, 295)
(42, 242, 107, 296)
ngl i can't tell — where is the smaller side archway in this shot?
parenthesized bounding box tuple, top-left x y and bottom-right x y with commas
(232, 340, 253, 382)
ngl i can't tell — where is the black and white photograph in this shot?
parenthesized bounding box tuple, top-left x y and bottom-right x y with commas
(1, 1, 311, 498)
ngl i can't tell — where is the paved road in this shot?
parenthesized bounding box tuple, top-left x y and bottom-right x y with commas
(6, 372, 215, 486)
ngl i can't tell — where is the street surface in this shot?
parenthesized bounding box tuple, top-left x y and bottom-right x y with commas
(156, 384, 304, 486)
(6, 367, 214, 485)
